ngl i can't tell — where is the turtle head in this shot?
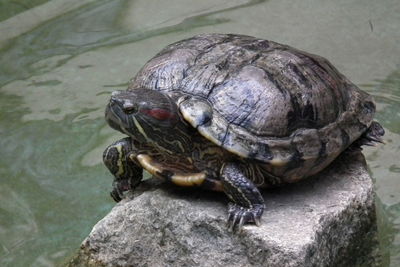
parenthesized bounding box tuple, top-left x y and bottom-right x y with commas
(105, 89, 192, 153)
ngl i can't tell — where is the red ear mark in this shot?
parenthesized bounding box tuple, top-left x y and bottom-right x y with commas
(141, 108, 175, 121)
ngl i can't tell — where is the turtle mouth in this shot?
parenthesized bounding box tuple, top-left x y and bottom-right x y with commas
(105, 102, 125, 132)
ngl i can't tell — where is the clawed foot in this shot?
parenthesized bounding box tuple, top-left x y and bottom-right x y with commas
(226, 203, 264, 232)
(104, 138, 143, 202)
(110, 179, 132, 202)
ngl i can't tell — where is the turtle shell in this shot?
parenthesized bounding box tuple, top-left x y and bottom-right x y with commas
(129, 34, 375, 165)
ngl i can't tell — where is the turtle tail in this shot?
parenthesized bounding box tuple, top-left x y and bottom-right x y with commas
(350, 121, 385, 150)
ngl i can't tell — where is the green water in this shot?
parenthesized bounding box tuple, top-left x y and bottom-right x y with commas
(0, 0, 50, 22)
(0, 0, 399, 266)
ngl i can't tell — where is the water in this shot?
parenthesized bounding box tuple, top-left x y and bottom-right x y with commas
(0, 0, 399, 265)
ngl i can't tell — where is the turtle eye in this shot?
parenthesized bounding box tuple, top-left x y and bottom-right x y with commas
(123, 103, 138, 114)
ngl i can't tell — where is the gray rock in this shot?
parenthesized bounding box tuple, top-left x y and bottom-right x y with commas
(69, 151, 379, 267)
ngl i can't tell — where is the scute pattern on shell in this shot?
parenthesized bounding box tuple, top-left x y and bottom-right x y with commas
(129, 34, 375, 165)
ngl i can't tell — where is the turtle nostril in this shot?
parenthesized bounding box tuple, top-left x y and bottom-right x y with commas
(110, 91, 126, 105)
(111, 90, 124, 97)
(110, 97, 119, 106)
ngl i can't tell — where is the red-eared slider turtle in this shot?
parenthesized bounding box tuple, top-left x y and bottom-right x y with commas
(103, 34, 384, 231)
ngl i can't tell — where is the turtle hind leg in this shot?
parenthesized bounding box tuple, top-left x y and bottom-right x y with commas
(220, 162, 265, 232)
(103, 137, 143, 202)
(351, 121, 385, 150)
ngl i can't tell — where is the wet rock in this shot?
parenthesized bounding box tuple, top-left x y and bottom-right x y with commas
(69, 151, 379, 267)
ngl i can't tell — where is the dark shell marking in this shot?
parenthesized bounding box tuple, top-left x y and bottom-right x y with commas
(129, 33, 377, 183)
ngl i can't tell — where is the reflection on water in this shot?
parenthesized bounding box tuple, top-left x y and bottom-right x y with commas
(0, 0, 50, 22)
(0, 0, 265, 88)
(373, 70, 400, 133)
(364, 70, 400, 265)
(0, 0, 399, 266)
(0, 92, 114, 265)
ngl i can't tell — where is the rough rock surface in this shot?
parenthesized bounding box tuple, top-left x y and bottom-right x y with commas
(69, 151, 379, 267)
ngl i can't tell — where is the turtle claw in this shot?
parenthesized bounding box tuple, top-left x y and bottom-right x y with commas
(110, 189, 122, 202)
(226, 203, 264, 232)
(110, 179, 132, 202)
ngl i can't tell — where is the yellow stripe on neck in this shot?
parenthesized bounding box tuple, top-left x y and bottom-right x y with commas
(132, 117, 150, 141)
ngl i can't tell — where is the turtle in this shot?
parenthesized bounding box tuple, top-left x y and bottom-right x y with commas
(103, 33, 384, 231)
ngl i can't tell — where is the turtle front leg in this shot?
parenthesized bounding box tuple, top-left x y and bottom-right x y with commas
(103, 137, 143, 202)
(220, 162, 265, 231)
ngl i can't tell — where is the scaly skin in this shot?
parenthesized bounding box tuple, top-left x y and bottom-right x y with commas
(103, 138, 143, 202)
(103, 34, 384, 231)
(103, 90, 270, 230)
